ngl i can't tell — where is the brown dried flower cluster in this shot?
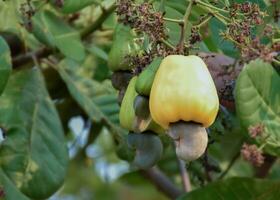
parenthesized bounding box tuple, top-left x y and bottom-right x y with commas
(230, 2, 264, 25)
(248, 123, 265, 138)
(189, 27, 202, 45)
(126, 53, 154, 75)
(20, 0, 35, 31)
(116, 0, 166, 42)
(54, 0, 64, 8)
(126, 42, 187, 74)
(241, 143, 264, 167)
(222, 2, 280, 63)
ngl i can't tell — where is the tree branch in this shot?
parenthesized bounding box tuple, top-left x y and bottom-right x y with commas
(12, 1, 116, 69)
(218, 151, 240, 179)
(12, 47, 52, 68)
(177, 0, 193, 51)
(140, 167, 183, 200)
(80, 1, 116, 39)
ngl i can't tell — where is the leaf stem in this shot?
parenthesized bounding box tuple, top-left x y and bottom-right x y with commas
(80, 1, 116, 38)
(218, 152, 240, 179)
(160, 39, 176, 50)
(193, 15, 213, 28)
(195, 0, 229, 14)
(272, 58, 280, 66)
(177, 0, 194, 50)
(163, 17, 184, 24)
(197, 4, 230, 25)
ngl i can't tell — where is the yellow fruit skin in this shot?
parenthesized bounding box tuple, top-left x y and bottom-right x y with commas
(149, 55, 219, 129)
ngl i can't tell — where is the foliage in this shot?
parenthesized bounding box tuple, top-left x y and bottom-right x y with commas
(0, 0, 279, 199)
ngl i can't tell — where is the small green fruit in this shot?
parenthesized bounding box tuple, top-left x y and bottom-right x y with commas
(135, 57, 163, 96)
(119, 77, 138, 131)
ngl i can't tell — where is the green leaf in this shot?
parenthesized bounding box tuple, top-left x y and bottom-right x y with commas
(87, 44, 108, 61)
(209, 19, 238, 57)
(163, 5, 192, 45)
(0, 36, 11, 95)
(235, 59, 280, 155)
(32, 10, 85, 61)
(0, 168, 29, 200)
(0, 1, 21, 32)
(0, 69, 68, 199)
(178, 177, 280, 199)
(56, 59, 125, 137)
(61, 0, 97, 13)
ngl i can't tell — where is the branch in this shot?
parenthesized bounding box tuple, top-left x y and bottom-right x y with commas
(12, 1, 116, 68)
(177, 0, 193, 51)
(202, 150, 213, 182)
(218, 151, 240, 179)
(12, 47, 52, 68)
(80, 1, 116, 39)
(140, 167, 183, 200)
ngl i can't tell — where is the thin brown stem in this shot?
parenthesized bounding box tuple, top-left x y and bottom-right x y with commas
(140, 167, 183, 200)
(80, 1, 116, 38)
(177, 0, 194, 50)
(12, 1, 116, 69)
(178, 159, 191, 192)
(194, 15, 213, 28)
(12, 47, 52, 68)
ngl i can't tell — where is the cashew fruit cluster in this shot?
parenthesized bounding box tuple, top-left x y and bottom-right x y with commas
(118, 68, 165, 169)
(109, 33, 165, 169)
(110, 27, 219, 166)
(150, 55, 219, 162)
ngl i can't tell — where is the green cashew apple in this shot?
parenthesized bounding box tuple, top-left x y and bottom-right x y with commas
(135, 57, 163, 96)
(119, 77, 138, 131)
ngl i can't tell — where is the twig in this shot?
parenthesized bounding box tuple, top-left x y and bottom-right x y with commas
(12, 47, 52, 68)
(140, 167, 183, 200)
(160, 39, 176, 50)
(202, 150, 213, 182)
(218, 151, 240, 179)
(178, 159, 191, 192)
(80, 2, 116, 38)
(193, 15, 213, 28)
(163, 17, 184, 24)
(195, 0, 228, 14)
(177, 0, 194, 50)
(12, 1, 116, 68)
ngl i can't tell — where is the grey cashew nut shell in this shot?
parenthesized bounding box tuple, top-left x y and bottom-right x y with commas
(168, 122, 208, 162)
(127, 132, 163, 169)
